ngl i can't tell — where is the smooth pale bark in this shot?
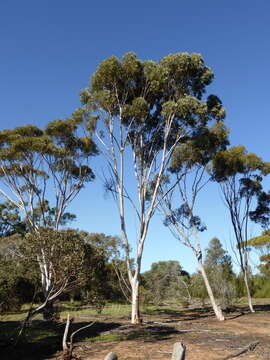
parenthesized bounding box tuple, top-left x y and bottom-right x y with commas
(243, 268, 255, 313)
(171, 342, 186, 360)
(130, 277, 141, 324)
(104, 353, 118, 360)
(242, 250, 255, 313)
(38, 255, 54, 320)
(197, 259, 225, 321)
(107, 108, 181, 325)
(62, 313, 70, 353)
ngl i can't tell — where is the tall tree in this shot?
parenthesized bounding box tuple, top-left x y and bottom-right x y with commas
(81, 51, 227, 323)
(212, 146, 270, 312)
(0, 114, 97, 317)
(160, 120, 228, 321)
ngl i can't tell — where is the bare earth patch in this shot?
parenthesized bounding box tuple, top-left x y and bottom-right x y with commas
(56, 307, 270, 360)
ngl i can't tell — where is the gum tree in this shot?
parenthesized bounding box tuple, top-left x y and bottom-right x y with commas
(80, 51, 227, 323)
(0, 113, 97, 318)
(160, 122, 228, 321)
(212, 146, 270, 312)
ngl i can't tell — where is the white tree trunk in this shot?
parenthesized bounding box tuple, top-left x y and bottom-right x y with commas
(197, 260, 225, 321)
(38, 256, 54, 320)
(130, 276, 141, 324)
(243, 268, 255, 313)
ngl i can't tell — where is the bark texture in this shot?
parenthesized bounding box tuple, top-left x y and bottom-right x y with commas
(197, 260, 225, 321)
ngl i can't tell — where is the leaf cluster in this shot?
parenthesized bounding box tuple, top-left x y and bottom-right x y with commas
(20, 229, 87, 291)
(212, 146, 270, 182)
(164, 202, 206, 232)
(82, 51, 227, 167)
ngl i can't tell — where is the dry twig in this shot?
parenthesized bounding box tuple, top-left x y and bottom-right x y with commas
(213, 341, 259, 360)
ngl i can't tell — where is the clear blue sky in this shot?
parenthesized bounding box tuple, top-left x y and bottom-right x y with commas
(0, 0, 269, 273)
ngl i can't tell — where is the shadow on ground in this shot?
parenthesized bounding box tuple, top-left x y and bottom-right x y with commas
(0, 320, 121, 360)
(144, 305, 218, 321)
(1, 303, 270, 359)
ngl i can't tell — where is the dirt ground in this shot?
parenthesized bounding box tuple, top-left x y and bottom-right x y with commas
(63, 307, 270, 360)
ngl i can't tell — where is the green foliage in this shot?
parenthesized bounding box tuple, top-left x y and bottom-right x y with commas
(253, 274, 270, 297)
(0, 113, 97, 230)
(82, 51, 227, 171)
(234, 269, 255, 298)
(246, 230, 270, 278)
(211, 145, 269, 285)
(204, 237, 230, 267)
(212, 146, 270, 181)
(80, 51, 228, 323)
(82, 233, 130, 304)
(0, 234, 37, 312)
(31, 200, 76, 229)
(22, 229, 85, 279)
(204, 238, 236, 308)
(141, 261, 190, 305)
(250, 192, 270, 228)
(170, 122, 228, 172)
(0, 229, 126, 314)
(189, 272, 208, 300)
(0, 202, 25, 237)
(0, 233, 24, 261)
(85, 232, 123, 261)
(0, 227, 129, 314)
(247, 229, 270, 248)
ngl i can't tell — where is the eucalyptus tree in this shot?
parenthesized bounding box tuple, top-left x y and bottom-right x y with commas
(80, 51, 227, 323)
(0, 113, 97, 317)
(212, 146, 270, 312)
(160, 122, 228, 320)
(0, 113, 97, 229)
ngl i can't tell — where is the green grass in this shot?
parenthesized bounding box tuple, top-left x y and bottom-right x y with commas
(85, 329, 172, 342)
(0, 309, 33, 322)
(0, 300, 213, 323)
(0, 302, 131, 322)
(60, 302, 132, 319)
(2, 297, 267, 324)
